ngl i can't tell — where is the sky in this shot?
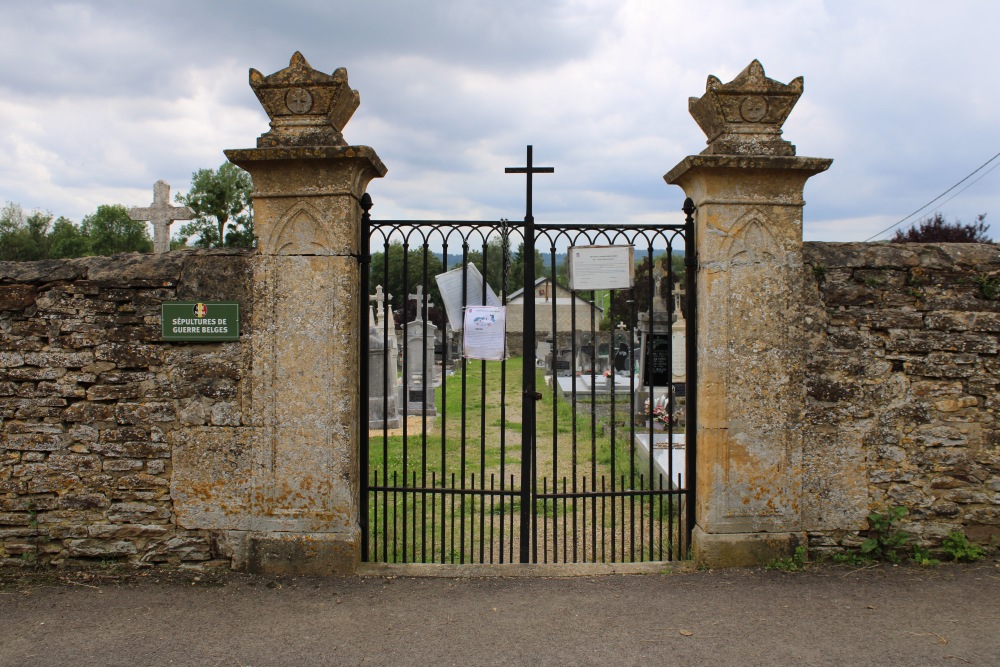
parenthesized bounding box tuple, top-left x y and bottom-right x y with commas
(1, 0, 999, 243)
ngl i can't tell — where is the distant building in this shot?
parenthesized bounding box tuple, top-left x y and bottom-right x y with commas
(507, 277, 604, 354)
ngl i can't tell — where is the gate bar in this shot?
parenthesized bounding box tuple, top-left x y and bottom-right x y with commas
(505, 145, 553, 563)
(682, 197, 697, 544)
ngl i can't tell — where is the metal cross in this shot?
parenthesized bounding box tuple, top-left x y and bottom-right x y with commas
(129, 180, 196, 254)
(505, 145, 554, 224)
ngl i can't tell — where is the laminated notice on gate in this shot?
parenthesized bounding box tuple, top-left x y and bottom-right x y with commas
(462, 305, 506, 361)
(568, 245, 635, 291)
(435, 264, 502, 331)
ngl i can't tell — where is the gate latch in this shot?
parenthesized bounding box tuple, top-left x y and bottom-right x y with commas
(523, 390, 543, 401)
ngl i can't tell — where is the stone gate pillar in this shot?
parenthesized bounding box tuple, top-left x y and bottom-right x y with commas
(664, 61, 831, 566)
(224, 53, 386, 573)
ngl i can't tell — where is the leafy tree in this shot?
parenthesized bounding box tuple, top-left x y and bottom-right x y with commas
(369, 241, 445, 327)
(0, 204, 53, 261)
(82, 204, 152, 255)
(176, 162, 254, 248)
(508, 242, 548, 293)
(891, 213, 992, 243)
(47, 217, 90, 258)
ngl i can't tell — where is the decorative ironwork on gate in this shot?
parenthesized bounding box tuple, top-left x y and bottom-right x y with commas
(360, 148, 696, 564)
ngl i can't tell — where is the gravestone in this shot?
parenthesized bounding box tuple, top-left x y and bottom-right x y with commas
(368, 285, 402, 429)
(635, 310, 677, 418)
(129, 180, 196, 254)
(402, 286, 438, 415)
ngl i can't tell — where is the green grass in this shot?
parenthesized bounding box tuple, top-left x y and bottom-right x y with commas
(367, 355, 685, 564)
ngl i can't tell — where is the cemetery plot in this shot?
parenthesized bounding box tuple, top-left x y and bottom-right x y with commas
(366, 357, 687, 564)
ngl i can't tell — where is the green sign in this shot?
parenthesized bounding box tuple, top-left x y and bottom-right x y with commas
(161, 302, 240, 341)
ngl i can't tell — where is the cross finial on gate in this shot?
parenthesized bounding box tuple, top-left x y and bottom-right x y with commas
(505, 145, 554, 223)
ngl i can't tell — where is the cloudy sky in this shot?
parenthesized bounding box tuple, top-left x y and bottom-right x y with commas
(1, 0, 998, 242)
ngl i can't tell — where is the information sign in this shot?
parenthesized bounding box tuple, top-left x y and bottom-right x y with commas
(568, 245, 634, 291)
(161, 302, 240, 341)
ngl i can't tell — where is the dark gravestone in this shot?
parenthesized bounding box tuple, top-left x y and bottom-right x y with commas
(642, 335, 671, 386)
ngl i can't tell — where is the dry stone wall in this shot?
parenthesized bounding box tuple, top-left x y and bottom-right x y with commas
(802, 242, 1000, 554)
(0, 249, 252, 566)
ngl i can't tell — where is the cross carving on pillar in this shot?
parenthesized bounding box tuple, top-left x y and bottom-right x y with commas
(129, 180, 196, 254)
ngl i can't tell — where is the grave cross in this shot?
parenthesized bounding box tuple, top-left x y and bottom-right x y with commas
(370, 285, 391, 329)
(407, 286, 432, 321)
(129, 180, 196, 254)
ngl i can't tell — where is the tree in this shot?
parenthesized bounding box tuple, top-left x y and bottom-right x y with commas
(369, 241, 445, 327)
(47, 217, 90, 258)
(82, 204, 153, 255)
(891, 213, 992, 243)
(0, 204, 53, 261)
(176, 162, 254, 248)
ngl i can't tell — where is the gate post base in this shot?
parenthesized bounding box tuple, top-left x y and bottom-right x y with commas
(226, 530, 360, 576)
(692, 526, 806, 568)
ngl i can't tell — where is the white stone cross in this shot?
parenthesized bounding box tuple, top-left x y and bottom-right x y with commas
(370, 285, 391, 329)
(129, 180, 196, 254)
(408, 286, 432, 319)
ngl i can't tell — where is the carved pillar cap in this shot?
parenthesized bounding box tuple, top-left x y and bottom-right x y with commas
(689, 60, 803, 157)
(249, 52, 361, 148)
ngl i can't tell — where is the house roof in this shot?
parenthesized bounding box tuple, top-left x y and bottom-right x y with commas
(507, 277, 604, 313)
(506, 277, 549, 301)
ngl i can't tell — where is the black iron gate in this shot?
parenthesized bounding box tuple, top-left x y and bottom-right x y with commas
(360, 148, 696, 564)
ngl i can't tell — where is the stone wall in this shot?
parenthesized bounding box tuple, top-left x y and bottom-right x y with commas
(0, 249, 252, 566)
(802, 242, 1000, 554)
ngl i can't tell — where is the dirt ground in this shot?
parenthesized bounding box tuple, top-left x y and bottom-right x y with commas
(1, 561, 998, 666)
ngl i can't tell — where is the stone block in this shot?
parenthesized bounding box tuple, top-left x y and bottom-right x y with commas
(227, 529, 360, 575)
(87, 384, 141, 401)
(210, 402, 241, 426)
(692, 527, 807, 568)
(57, 494, 110, 510)
(94, 343, 163, 368)
(170, 427, 254, 531)
(65, 539, 137, 558)
(23, 351, 94, 368)
(0, 351, 24, 368)
(2, 433, 65, 452)
(88, 524, 168, 539)
(0, 285, 37, 311)
(106, 502, 170, 523)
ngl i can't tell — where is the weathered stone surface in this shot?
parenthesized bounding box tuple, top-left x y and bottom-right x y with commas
(0, 249, 253, 567)
(170, 427, 254, 530)
(65, 538, 138, 558)
(0, 284, 36, 311)
(666, 141, 829, 538)
(802, 240, 1000, 550)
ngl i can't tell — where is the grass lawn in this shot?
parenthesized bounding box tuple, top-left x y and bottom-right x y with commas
(367, 356, 686, 564)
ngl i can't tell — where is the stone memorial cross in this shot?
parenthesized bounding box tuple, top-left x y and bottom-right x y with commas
(129, 180, 196, 254)
(370, 285, 391, 329)
(407, 285, 433, 320)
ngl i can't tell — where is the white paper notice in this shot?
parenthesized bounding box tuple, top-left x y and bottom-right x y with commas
(568, 245, 634, 291)
(462, 306, 506, 361)
(435, 264, 502, 331)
